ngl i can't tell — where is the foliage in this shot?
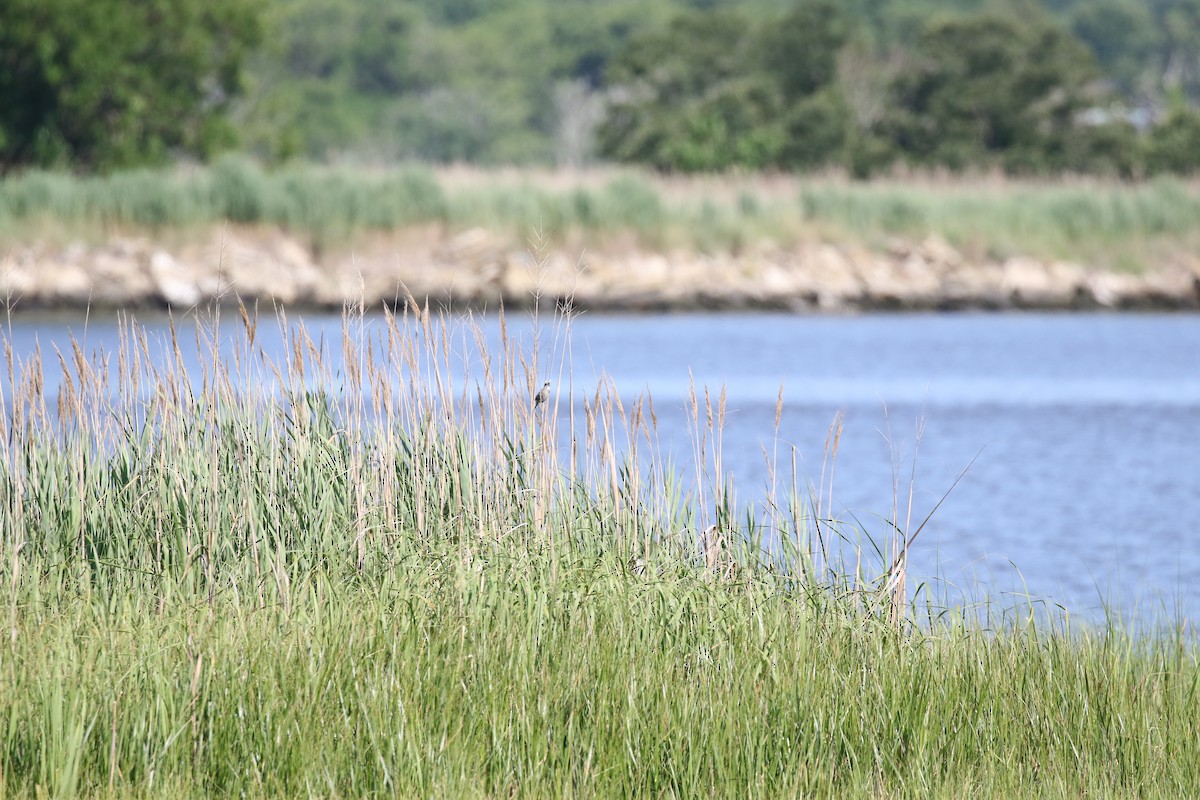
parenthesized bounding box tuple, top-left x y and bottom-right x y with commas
(0, 0, 262, 172)
(1068, 0, 1159, 97)
(794, 176, 1200, 269)
(758, 0, 852, 102)
(598, 10, 757, 170)
(778, 88, 854, 170)
(0, 156, 445, 232)
(593, 0, 1194, 176)
(598, 3, 853, 172)
(0, 308, 1198, 797)
(5, 165, 1200, 277)
(4, 0, 1200, 175)
(1144, 106, 1200, 175)
(881, 10, 1101, 173)
(239, 0, 661, 164)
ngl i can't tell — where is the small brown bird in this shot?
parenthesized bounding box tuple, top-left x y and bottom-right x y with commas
(534, 380, 551, 409)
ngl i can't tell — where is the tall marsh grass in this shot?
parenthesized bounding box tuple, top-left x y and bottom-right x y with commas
(3, 160, 1200, 272)
(1, 294, 1198, 797)
(797, 176, 1200, 270)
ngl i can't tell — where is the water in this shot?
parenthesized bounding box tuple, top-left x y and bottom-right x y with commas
(569, 312, 1200, 623)
(6, 310, 1200, 624)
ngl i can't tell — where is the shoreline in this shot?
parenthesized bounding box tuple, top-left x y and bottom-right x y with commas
(4, 225, 1199, 313)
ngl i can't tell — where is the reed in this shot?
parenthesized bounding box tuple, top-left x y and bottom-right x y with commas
(796, 175, 1200, 270)
(4, 162, 1200, 272)
(0, 285, 1197, 797)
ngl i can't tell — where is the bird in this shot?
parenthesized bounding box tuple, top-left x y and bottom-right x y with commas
(534, 380, 551, 409)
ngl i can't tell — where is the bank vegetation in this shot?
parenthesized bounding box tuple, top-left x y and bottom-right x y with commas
(0, 303, 1196, 797)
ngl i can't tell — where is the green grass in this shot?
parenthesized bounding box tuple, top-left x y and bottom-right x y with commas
(3, 160, 1200, 272)
(0, 298, 1197, 798)
(796, 176, 1200, 270)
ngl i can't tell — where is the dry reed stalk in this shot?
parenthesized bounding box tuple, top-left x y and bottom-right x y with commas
(0, 286, 928, 632)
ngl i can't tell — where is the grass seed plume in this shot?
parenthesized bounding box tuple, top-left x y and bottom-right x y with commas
(0, 301, 1196, 798)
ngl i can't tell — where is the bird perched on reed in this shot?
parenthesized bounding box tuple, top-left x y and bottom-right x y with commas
(534, 380, 551, 409)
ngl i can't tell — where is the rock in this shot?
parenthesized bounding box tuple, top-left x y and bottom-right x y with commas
(325, 252, 414, 309)
(501, 251, 578, 304)
(1084, 272, 1137, 308)
(440, 228, 508, 289)
(93, 247, 154, 305)
(1048, 261, 1088, 304)
(1138, 268, 1200, 309)
(199, 233, 313, 305)
(44, 260, 95, 305)
(857, 254, 943, 308)
(149, 251, 201, 307)
(587, 253, 673, 306)
(0, 258, 37, 304)
(942, 263, 1008, 309)
(1083, 268, 1199, 310)
(917, 233, 963, 269)
(758, 263, 801, 299)
(797, 244, 861, 309)
(1001, 257, 1084, 307)
(4, 226, 1199, 312)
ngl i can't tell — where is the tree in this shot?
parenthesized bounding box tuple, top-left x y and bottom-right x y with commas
(597, 9, 760, 170)
(777, 88, 853, 169)
(597, 1, 855, 172)
(881, 10, 1101, 172)
(0, 0, 262, 172)
(1062, 119, 1142, 177)
(758, 0, 851, 102)
(1069, 0, 1158, 99)
(1154, 0, 1200, 103)
(657, 76, 786, 171)
(1145, 107, 1200, 174)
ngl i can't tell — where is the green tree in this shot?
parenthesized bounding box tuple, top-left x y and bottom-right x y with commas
(778, 88, 853, 169)
(1145, 107, 1200, 174)
(598, 9, 760, 170)
(0, 0, 261, 171)
(240, 0, 653, 165)
(658, 76, 786, 171)
(1064, 120, 1142, 177)
(598, 1, 855, 172)
(882, 10, 1101, 172)
(758, 0, 851, 102)
(1069, 0, 1158, 98)
(1154, 0, 1200, 103)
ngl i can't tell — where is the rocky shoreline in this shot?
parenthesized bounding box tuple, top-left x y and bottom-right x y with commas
(3, 226, 1199, 313)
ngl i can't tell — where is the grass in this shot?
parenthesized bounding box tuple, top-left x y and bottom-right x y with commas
(796, 175, 1200, 270)
(0, 280, 1198, 797)
(3, 159, 1200, 273)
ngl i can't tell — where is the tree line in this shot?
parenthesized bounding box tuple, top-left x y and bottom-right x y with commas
(2, 0, 1199, 175)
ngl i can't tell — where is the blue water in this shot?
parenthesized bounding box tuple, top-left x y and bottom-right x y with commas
(552, 312, 1200, 624)
(6, 310, 1200, 624)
